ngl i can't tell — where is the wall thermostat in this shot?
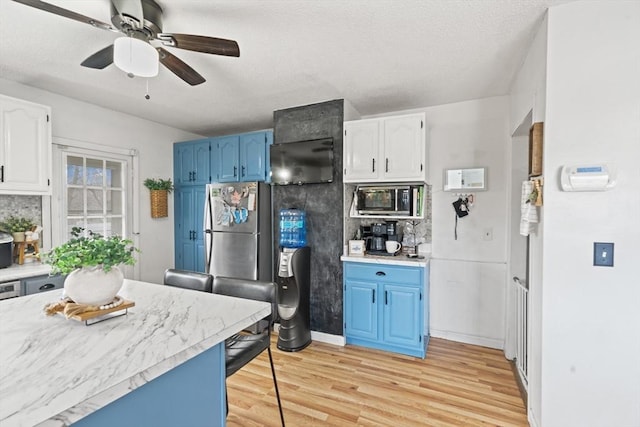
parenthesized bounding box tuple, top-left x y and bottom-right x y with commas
(561, 164, 616, 192)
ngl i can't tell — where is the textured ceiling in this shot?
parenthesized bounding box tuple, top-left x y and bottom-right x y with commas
(0, 0, 573, 136)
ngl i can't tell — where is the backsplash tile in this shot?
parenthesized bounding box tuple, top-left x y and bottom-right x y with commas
(0, 195, 42, 225)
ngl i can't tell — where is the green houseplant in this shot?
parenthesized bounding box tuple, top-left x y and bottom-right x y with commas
(143, 178, 174, 192)
(143, 178, 173, 218)
(0, 216, 36, 242)
(46, 227, 139, 305)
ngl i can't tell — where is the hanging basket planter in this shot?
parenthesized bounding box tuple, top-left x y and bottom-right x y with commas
(143, 178, 173, 219)
(150, 190, 169, 218)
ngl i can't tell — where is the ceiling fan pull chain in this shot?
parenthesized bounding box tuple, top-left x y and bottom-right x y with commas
(145, 79, 150, 100)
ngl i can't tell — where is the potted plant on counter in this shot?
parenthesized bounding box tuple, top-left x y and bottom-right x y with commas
(45, 227, 139, 306)
(0, 215, 35, 243)
(143, 178, 174, 218)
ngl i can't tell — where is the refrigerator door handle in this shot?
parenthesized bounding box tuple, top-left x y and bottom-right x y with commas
(203, 186, 214, 273)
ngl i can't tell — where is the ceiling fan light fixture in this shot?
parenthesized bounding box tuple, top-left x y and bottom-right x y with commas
(113, 37, 159, 77)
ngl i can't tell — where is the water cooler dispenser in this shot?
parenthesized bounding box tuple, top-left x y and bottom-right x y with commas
(276, 209, 311, 352)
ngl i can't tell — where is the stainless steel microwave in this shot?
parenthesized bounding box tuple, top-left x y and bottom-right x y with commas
(355, 185, 411, 215)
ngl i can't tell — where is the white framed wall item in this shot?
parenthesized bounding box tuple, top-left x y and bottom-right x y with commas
(444, 167, 487, 191)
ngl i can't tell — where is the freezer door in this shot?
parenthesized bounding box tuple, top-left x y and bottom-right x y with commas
(208, 182, 263, 234)
(210, 232, 259, 280)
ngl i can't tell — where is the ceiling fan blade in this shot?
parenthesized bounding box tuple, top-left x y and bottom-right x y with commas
(157, 48, 205, 86)
(80, 45, 114, 69)
(157, 33, 240, 57)
(11, 0, 115, 32)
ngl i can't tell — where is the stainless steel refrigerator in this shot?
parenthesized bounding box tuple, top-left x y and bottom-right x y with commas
(203, 182, 272, 282)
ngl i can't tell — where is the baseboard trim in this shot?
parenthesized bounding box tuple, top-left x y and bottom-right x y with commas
(273, 324, 345, 347)
(529, 410, 539, 427)
(311, 330, 345, 346)
(430, 329, 503, 350)
(509, 359, 528, 407)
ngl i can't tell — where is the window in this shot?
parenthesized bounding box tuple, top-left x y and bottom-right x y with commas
(52, 145, 134, 244)
(64, 154, 127, 238)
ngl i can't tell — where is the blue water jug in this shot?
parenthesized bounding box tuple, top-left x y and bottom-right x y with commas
(279, 209, 306, 248)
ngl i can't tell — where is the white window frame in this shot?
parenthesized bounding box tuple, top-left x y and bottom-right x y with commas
(46, 137, 140, 279)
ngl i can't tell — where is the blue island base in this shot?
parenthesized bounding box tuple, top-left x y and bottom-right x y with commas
(73, 344, 226, 427)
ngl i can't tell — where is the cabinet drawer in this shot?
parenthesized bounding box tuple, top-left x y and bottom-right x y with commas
(344, 263, 422, 285)
(22, 274, 65, 295)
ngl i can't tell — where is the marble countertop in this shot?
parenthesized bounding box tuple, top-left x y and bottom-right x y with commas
(0, 263, 51, 282)
(0, 279, 271, 427)
(341, 253, 430, 267)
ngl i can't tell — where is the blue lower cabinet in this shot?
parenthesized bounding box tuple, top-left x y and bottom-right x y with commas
(344, 280, 378, 341)
(344, 262, 428, 358)
(174, 186, 206, 272)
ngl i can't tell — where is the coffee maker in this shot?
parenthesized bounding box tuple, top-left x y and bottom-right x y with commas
(369, 223, 387, 252)
(361, 222, 402, 254)
(386, 221, 400, 243)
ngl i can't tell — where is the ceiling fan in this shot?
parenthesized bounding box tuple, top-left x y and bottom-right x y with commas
(12, 0, 240, 86)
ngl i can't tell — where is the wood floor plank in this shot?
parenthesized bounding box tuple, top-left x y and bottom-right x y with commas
(226, 337, 528, 426)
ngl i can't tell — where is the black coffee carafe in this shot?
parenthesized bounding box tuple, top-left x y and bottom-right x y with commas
(369, 236, 386, 251)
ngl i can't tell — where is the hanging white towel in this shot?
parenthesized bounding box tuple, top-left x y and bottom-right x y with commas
(520, 181, 538, 236)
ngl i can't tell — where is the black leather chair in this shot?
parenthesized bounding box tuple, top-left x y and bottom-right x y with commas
(163, 269, 213, 293)
(213, 276, 285, 427)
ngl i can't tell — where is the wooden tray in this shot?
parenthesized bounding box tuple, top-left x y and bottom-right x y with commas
(69, 299, 135, 325)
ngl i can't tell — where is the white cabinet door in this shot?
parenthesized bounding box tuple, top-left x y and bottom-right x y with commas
(344, 113, 426, 183)
(382, 114, 425, 181)
(0, 95, 51, 194)
(343, 120, 381, 182)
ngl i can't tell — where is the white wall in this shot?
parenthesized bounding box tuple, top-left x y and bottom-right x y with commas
(428, 97, 511, 349)
(510, 14, 548, 135)
(540, 2, 640, 426)
(367, 96, 511, 349)
(509, 14, 548, 426)
(0, 79, 201, 284)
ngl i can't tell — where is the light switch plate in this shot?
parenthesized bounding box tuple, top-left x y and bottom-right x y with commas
(593, 242, 614, 267)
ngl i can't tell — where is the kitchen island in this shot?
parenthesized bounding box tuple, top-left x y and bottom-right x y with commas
(0, 279, 271, 427)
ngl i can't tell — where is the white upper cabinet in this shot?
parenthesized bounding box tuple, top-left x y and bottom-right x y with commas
(344, 113, 426, 183)
(0, 95, 52, 195)
(343, 119, 381, 181)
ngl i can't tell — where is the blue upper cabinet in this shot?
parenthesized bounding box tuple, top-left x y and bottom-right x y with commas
(215, 135, 240, 182)
(240, 131, 272, 182)
(211, 131, 272, 183)
(174, 139, 211, 186)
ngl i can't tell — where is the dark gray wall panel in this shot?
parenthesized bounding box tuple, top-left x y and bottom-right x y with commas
(272, 99, 344, 335)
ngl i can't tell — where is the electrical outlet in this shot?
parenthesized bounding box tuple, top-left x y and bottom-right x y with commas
(483, 228, 493, 241)
(593, 242, 614, 267)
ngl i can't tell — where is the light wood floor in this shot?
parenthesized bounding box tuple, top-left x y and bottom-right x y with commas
(226, 337, 528, 426)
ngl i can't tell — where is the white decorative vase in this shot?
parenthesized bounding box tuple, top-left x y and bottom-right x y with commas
(64, 266, 124, 306)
